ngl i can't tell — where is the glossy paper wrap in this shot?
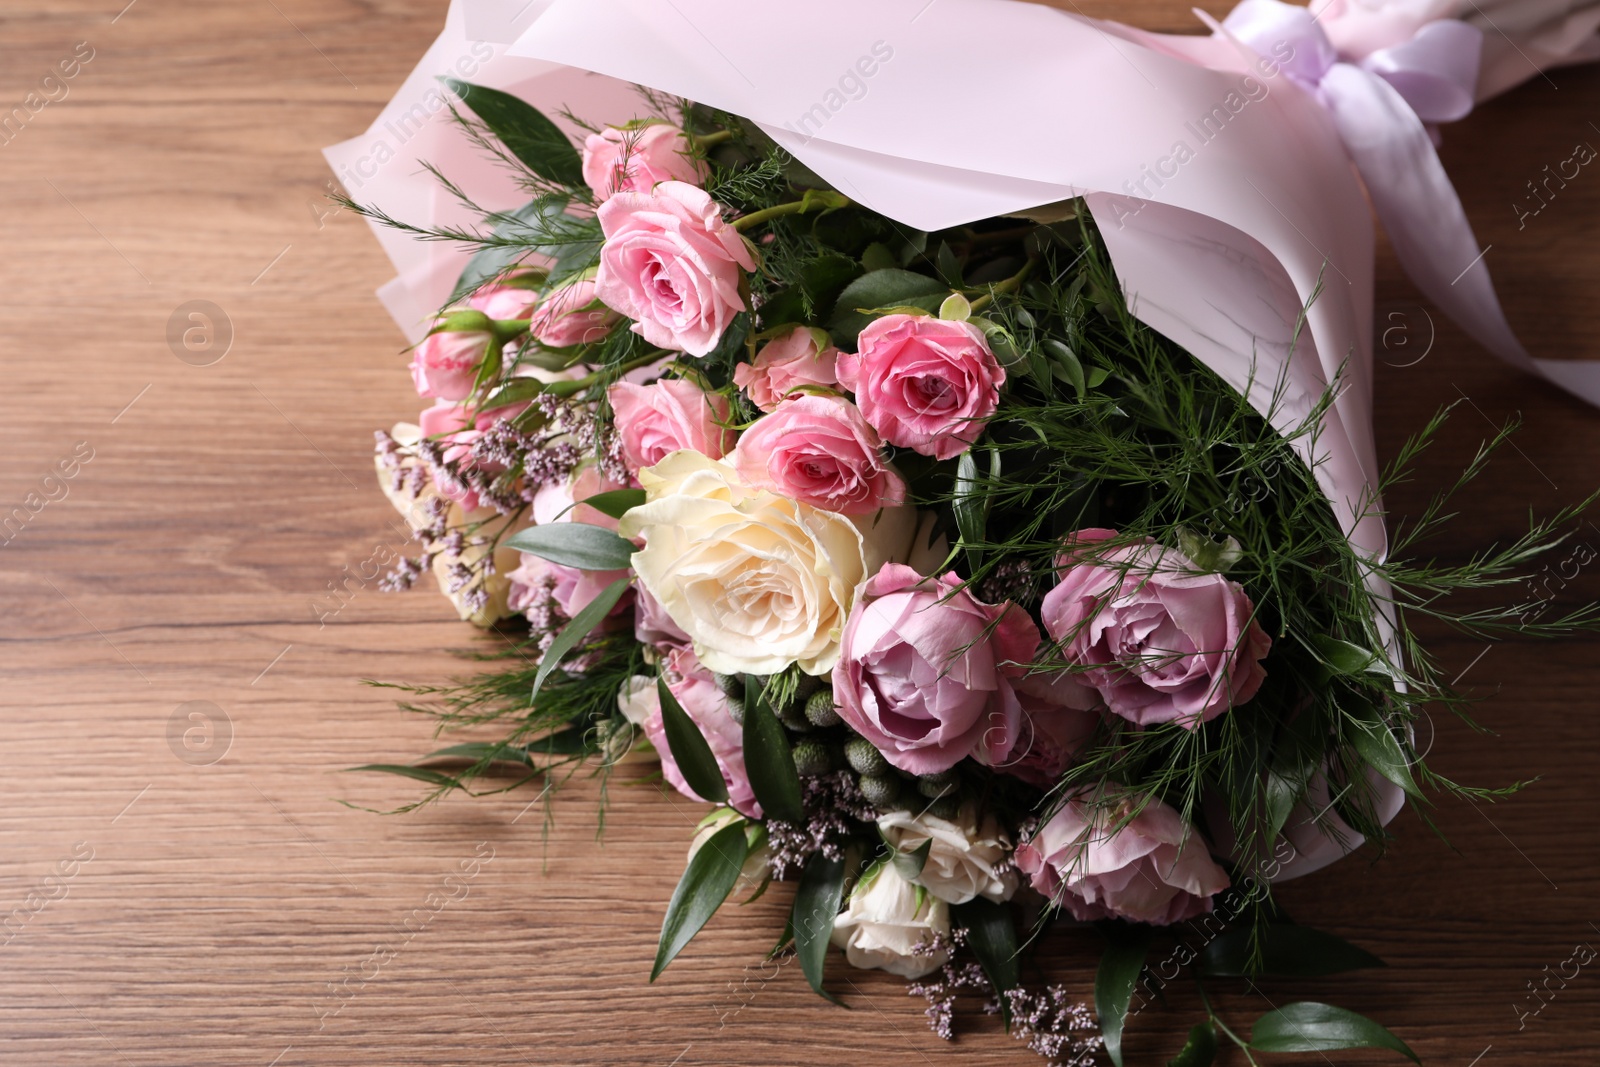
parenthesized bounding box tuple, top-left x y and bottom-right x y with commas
(326, 0, 1599, 879)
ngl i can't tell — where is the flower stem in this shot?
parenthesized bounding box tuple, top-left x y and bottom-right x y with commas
(967, 256, 1037, 314)
(693, 129, 735, 150)
(732, 189, 852, 232)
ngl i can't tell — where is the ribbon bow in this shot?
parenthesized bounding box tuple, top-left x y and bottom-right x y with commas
(1217, 0, 1600, 406)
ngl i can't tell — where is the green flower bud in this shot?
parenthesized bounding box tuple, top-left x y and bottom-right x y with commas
(844, 737, 890, 777)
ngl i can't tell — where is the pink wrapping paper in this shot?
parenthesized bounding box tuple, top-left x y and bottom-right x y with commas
(325, 0, 1599, 879)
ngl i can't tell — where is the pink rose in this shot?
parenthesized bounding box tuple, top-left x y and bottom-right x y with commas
(581, 123, 709, 199)
(530, 463, 627, 532)
(594, 182, 756, 357)
(528, 278, 619, 348)
(647, 646, 760, 817)
(832, 563, 1037, 775)
(1040, 531, 1271, 729)
(733, 327, 841, 412)
(836, 314, 1005, 460)
(409, 322, 493, 402)
(607, 379, 734, 475)
(732, 395, 905, 515)
(998, 671, 1101, 788)
(469, 279, 540, 322)
(1014, 789, 1230, 925)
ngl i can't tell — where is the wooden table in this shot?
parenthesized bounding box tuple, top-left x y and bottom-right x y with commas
(2, 1, 1596, 1063)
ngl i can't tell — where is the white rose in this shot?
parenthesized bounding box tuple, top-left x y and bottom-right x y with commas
(687, 809, 771, 900)
(877, 804, 1019, 905)
(617, 451, 869, 676)
(829, 864, 950, 978)
(602, 676, 659, 765)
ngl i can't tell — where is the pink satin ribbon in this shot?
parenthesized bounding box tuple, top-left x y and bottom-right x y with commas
(1218, 0, 1600, 407)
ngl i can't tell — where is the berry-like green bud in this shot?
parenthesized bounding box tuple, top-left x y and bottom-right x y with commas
(724, 696, 745, 726)
(804, 688, 842, 728)
(857, 774, 901, 810)
(713, 672, 742, 698)
(917, 774, 959, 799)
(925, 795, 960, 820)
(791, 739, 832, 777)
(844, 737, 890, 777)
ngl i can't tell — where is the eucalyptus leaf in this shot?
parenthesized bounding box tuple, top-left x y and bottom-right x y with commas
(1095, 926, 1152, 1067)
(793, 851, 847, 1003)
(953, 898, 1021, 1017)
(656, 677, 729, 804)
(1199, 923, 1384, 978)
(650, 821, 750, 980)
(1167, 1022, 1218, 1067)
(531, 576, 630, 700)
(1312, 634, 1377, 678)
(889, 837, 933, 881)
(741, 676, 804, 823)
(1250, 1002, 1419, 1062)
(1043, 338, 1086, 400)
(1348, 704, 1424, 800)
(502, 523, 637, 571)
(443, 79, 584, 187)
(577, 488, 647, 520)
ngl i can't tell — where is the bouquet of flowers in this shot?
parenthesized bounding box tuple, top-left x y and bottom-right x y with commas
(331, 1, 1600, 1063)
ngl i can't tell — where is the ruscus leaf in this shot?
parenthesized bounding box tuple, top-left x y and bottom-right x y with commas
(443, 79, 584, 187)
(1250, 1002, 1419, 1062)
(793, 851, 847, 1003)
(740, 676, 804, 823)
(1095, 925, 1152, 1067)
(656, 677, 729, 804)
(651, 822, 750, 980)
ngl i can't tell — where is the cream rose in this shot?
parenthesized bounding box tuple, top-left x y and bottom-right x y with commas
(877, 804, 1019, 905)
(617, 451, 869, 676)
(829, 863, 951, 978)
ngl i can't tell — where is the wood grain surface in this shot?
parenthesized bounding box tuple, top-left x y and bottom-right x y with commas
(1, 2, 1597, 1064)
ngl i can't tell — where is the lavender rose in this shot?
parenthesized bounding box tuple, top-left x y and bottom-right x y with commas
(594, 182, 756, 357)
(836, 313, 1005, 460)
(732, 394, 906, 515)
(831, 563, 1036, 775)
(1040, 530, 1271, 729)
(1014, 788, 1230, 925)
(623, 646, 760, 818)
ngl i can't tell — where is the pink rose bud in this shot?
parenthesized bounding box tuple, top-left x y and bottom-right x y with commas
(528, 277, 619, 348)
(733, 326, 841, 412)
(832, 564, 1039, 775)
(836, 314, 1006, 460)
(416, 398, 530, 511)
(581, 122, 709, 199)
(607, 378, 735, 475)
(409, 309, 498, 402)
(1014, 789, 1230, 925)
(594, 182, 757, 358)
(732, 394, 905, 515)
(469, 276, 541, 322)
(1039, 531, 1271, 729)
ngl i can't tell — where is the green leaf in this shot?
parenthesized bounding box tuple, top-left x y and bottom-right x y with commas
(861, 242, 897, 273)
(1167, 1022, 1218, 1067)
(650, 821, 750, 980)
(346, 764, 463, 789)
(954, 451, 987, 573)
(1199, 923, 1385, 978)
(452, 197, 598, 302)
(1043, 338, 1086, 400)
(889, 837, 932, 881)
(656, 677, 729, 804)
(741, 676, 804, 823)
(1250, 1002, 1418, 1062)
(577, 488, 646, 520)
(828, 268, 948, 346)
(531, 576, 630, 700)
(793, 851, 847, 1003)
(953, 898, 1021, 1014)
(502, 523, 637, 571)
(1095, 926, 1152, 1067)
(443, 79, 584, 187)
(1265, 709, 1324, 843)
(1311, 634, 1377, 679)
(482, 375, 550, 411)
(1348, 704, 1424, 800)
(706, 311, 752, 365)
